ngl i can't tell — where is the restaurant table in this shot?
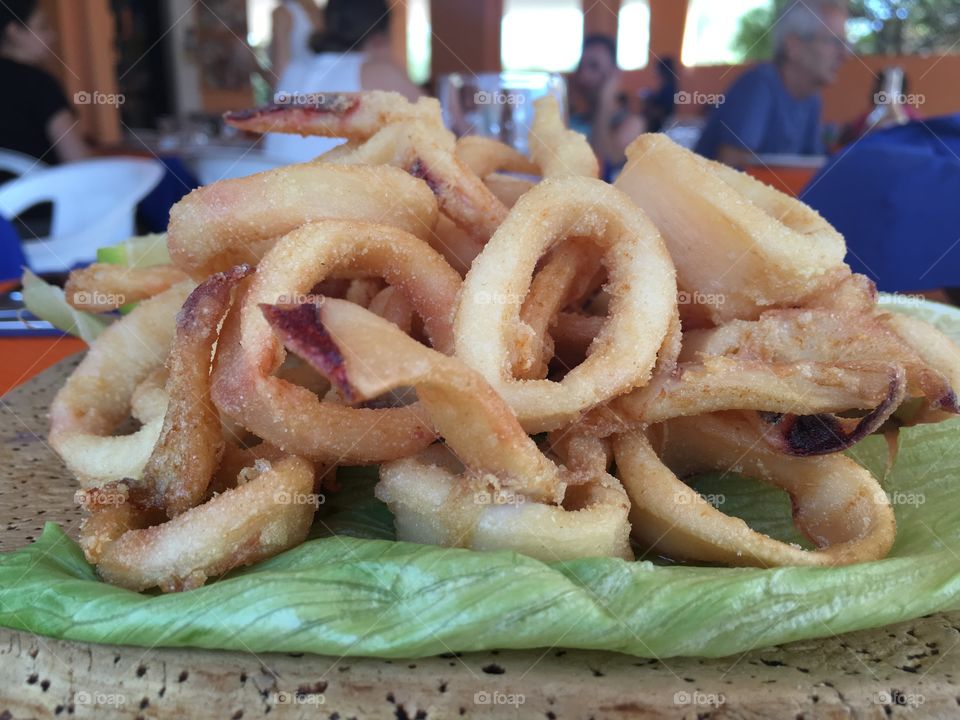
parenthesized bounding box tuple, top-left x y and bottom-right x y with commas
(0, 334, 85, 397)
(1, 357, 959, 719)
(743, 165, 818, 198)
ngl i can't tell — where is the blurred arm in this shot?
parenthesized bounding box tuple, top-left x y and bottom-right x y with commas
(270, 5, 293, 81)
(48, 109, 91, 163)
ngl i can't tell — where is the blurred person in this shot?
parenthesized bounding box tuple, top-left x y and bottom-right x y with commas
(642, 57, 678, 133)
(839, 68, 921, 146)
(267, 0, 422, 163)
(0, 0, 90, 163)
(270, 0, 323, 82)
(569, 34, 644, 179)
(695, 0, 849, 167)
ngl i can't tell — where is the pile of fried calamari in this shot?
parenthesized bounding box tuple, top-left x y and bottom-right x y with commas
(48, 91, 960, 592)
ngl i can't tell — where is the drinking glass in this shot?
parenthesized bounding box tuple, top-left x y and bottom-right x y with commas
(436, 71, 567, 155)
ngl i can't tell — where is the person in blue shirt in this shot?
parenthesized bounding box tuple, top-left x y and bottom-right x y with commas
(695, 0, 849, 166)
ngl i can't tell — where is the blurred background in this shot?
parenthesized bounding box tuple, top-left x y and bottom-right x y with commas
(12, 0, 957, 153)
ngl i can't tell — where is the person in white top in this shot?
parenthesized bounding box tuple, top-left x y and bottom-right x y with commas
(266, 0, 423, 163)
(270, 0, 321, 80)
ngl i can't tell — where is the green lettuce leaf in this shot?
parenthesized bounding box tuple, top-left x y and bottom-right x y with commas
(1, 419, 959, 659)
(96, 233, 170, 268)
(20, 269, 108, 342)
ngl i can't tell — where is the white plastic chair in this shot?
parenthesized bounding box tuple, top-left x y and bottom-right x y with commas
(0, 157, 163, 273)
(183, 147, 285, 186)
(0, 148, 47, 180)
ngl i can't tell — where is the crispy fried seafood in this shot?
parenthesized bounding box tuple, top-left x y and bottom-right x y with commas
(46, 90, 960, 593)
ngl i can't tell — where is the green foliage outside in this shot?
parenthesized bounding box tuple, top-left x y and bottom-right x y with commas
(733, 0, 960, 62)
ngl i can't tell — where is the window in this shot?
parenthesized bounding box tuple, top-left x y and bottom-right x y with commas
(406, 0, 431, 84)
(245, 0, 276, 48)
(844, 1, 960, 56)
(617, 0, 650, 69)
(681, 0, 772, 66)
(501, 0, 584, 73)
(728, 1, 960, 62)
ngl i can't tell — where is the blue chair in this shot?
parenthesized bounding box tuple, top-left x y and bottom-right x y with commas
(802, 115, 960, 293)
(0, 158, 163, 273)
(0, 213, 26, 282)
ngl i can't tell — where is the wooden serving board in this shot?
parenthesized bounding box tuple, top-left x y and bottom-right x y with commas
(1, 358, 959, 719)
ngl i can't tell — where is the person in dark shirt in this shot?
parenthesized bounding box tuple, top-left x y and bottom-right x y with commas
(0, 0, 90, 163)
(695, 0, 849, 166)
(643, 57, 678, 134)
(568, 35, 645, 179)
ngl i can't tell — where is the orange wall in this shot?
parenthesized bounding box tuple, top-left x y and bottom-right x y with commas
(42, 0, 122, 145)
(432, 0, 504, 75)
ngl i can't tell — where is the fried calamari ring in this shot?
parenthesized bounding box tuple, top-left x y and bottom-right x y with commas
(884, 311, 960, 422)
(223, 90, 443, 140)
(425, 214, 481, 276)
(613, 412, 896, 567)
(261, 298, 631, 559)
(609, 357, 907, 455)
(368, 285, 414, 334)
(378, 445, 632, 561)
(49, 281, 194, 487)
(130, 368, 168, 424)
(211, 220, 463, 463)
(804, 272, 878, 314)
(615, 134, 847, 324)
(552, 311, 605, 367)
(512, 238, 602, 379)
(167, 163, 439, 278)
(483, 173, 535, 208)
(65, 264, 190, 313)
(454, 135, 539, 178)
(85, 454, 315, 592)
(683, 308, 959, 415)
(344, 277, 385, 308)
(326, 121, 508, 245)
(143, 265, 252, 517)
(455, 177, 677, 432)
(263, 299, 563, 502)
(491, 98, 616, 379)
(529, 96, 599, 179)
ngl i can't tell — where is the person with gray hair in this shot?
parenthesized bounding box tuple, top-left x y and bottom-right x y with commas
(695, 0, 850, 166)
